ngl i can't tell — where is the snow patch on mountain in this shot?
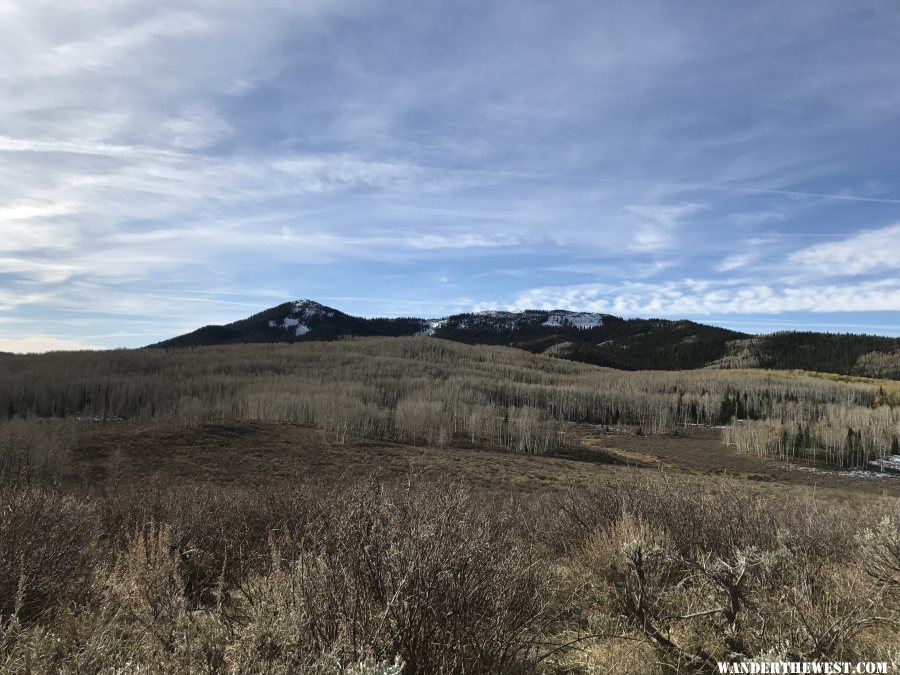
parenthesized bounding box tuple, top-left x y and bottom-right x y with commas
(463, 311, 528, 330)
(265, 302, 603, 339)
(417, 319, 447, 336)
(475, 310, 519, 318)
(266, 301, 333, 336)
(269, 317, 311, 336)
(542, 312, 604, 329)
(456, 309, 604, 331)
(282, 317, 311, 336)
(291, 299, 335, 319)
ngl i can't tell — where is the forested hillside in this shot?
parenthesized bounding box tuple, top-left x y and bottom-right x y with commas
(714, 331, 900, 377)
(152, 301, 900, 379)
(4, 337, 899, 474)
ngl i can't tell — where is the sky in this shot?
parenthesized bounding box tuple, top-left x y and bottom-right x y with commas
(2, 0, 900, 352)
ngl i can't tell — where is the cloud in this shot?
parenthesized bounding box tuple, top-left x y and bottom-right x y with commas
(505, 278, 900, 316)
(0, 257, 79, 284)
(272, 156, 421, 192)
(407, 233, 525, 249)
(163, 109, 234, 150)
(626, 203, 704, 252)
(0, 336, 105, 354)
(0, 288, 49, 311)
(789, 223, 900, 276)
(2, 1, 900, 346)
(717, 254, 752, 272)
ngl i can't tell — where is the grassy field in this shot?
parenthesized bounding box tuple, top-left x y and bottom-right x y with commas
(68, 418, 900, 499)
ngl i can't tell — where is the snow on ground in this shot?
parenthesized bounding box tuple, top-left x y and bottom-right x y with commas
(269, 305, 600, 337)
(291, 300, 335, 319)
(475, 310, 515, 318)
(471, 311, 525, 329)
(467, 309, 604, 330)
(267, 301, 339, 335)
(269, 314, 311, 336)
(417, 319, 447, 336)
(542, 312, 604, 329)
(844, 469, 900, 479)
(787, 462, 900, 480)
(869, 455, 900, 473)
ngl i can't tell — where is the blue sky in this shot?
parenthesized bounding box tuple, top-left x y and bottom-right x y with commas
(2, 0, 900, 351)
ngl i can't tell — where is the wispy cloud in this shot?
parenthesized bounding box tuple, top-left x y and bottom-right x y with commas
(626, 203, 705, 252)
(717, 254, 753, 272)
(271, 157, 421, 192)
(407, 233, 526, 250)
(1, 0, 899, 347)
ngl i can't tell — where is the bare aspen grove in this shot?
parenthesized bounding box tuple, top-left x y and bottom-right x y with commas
(1, 338, 898, 471)
(1, 338, 900, 673)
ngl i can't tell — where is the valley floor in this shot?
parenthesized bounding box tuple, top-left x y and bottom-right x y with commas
(5, 421, 900, 674)
(71, 420, 900, 500)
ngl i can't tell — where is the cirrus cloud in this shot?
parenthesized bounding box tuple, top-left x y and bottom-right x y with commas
(1, 0, 900, 347)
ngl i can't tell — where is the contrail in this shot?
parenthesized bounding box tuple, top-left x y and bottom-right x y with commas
(0, 136, 188, 160)
(414, 165, 900, 205)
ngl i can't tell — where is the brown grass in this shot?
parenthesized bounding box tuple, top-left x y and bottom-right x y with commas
(62, 420, 900, 501)
(2, 470, 899, 674)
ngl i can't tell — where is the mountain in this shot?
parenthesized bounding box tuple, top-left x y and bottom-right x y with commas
(150, 300, 900, 377)
(425, 311, 743, 370)
(154, 300, 427, 347)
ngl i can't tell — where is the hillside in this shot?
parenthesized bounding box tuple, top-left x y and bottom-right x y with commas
(151, 299, 900, 378)
(712, 332, 900, 378)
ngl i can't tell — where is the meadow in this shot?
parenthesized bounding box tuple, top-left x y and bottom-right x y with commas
(1, 338, 899, 673)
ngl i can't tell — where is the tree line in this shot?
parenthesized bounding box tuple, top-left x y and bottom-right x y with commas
(1, 338, 898, 471)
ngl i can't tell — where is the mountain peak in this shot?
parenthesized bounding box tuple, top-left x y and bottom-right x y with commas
(291, 298, 326, 308)
(288, 299, 333, 313)
(264, 300, 339, 336)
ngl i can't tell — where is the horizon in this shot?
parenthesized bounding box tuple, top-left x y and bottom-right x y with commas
(3, 1, 900, 351)
(5, 298, 900, 354)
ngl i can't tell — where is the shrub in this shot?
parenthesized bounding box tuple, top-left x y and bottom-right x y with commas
(0, 487, 99, 622)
